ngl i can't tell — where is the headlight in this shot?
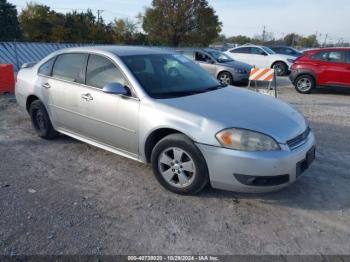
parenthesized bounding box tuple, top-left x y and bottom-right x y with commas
(233, 68, 246, 74)
(216, 128, 281, 151)
(287, 58, 295, 63)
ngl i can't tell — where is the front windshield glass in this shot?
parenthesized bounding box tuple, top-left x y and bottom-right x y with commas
(121, 54, 223, 99)
(207, 50, 234, 63)
(262, 46, 275, 55)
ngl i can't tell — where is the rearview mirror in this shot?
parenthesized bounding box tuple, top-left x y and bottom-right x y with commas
(102, 82, 129, 95)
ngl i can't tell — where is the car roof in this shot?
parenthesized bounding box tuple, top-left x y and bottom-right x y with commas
(305, 47, 350, 53)
(55, 45, 176, 57)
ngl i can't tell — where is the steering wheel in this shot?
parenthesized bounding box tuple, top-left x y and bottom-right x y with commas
(168, 67, 183, 79)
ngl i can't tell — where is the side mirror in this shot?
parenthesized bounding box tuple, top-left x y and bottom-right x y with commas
(102, 82, 129, 95)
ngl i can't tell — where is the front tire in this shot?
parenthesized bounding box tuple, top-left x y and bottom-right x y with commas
(294, 75, 315, 94)
(29, 100, 58, 139)
(151, 134, 209, 195)
(218, 71, 233, 85)
(273, 62, 288, 76)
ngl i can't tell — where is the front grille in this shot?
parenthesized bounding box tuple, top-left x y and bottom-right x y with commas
(287, 127, 310, 149)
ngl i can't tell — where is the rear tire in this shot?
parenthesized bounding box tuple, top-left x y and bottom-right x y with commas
(151, 134, 209, 195)
(294, 75, 315, 94)
(273, 62, 288, 76)
(29, 100, 58, 139)
(218, 71, 233, 85)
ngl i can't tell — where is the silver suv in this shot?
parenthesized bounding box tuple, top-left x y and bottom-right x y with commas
(15, 46, 316, 194)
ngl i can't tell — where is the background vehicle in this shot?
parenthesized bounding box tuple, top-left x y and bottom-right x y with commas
(178, 48, 252, 85)
(15, 46, 315, 195)
(224, 44, 296, 76)
(290, 48, 350, 93)
(269, 46, 303, 57)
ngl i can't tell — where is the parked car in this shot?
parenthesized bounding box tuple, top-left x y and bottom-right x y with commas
(225, 44, 296, 76)
(269, 46, 303, 57)
(290, 48, 350, 93)
(177, 48, 252, 85)
(15, 46, 316, 194)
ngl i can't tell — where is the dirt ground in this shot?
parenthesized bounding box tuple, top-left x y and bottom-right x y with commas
(1, 79, 350, 255)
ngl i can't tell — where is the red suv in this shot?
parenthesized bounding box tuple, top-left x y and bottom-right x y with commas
(290, 48, 350, 93)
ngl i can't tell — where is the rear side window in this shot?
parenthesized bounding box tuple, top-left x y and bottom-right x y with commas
(230, 47, 250, 54)
(312, 51, 343, 63)
(52, 53, 86, 82)
(346, 51, 350, 64)
(38, 58, 55, 76)
(86, 54, 128, 89)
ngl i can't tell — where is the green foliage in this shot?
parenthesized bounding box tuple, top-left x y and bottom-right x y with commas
(0, 0, 21, 41)
(227, 35, 252, 45)
(142, 0, 222, 46)
(284, 33, 319, 48)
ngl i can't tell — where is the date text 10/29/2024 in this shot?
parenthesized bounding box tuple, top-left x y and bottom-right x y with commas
(127, 255, 220, 261)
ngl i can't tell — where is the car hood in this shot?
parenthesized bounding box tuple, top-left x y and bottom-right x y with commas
(156, 87, 307, 143)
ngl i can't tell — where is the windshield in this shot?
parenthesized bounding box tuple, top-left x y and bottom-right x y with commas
(121, 54, 223, 99)
(207, 50, 234, 63)
(262, 46, 275, 55)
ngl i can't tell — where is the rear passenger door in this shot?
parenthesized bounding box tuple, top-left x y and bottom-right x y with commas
(81, 54, 140, 155)
(228, 47, 251, 63)
(46, 53, 90, 135)
(344, 51, 350, 86)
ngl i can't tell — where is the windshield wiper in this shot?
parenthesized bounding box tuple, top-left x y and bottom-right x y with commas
(153, 84, 226, 98)
(203, 84, 227, 91)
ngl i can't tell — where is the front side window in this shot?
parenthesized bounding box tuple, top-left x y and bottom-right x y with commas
(230, 47, 250, 54)
(86, 55, 128, 89)
(52, 53, 86, 82)
(207, 50, 234, 63)
(121, 54, 221, 99)
(195, 52, 212, 63)
(261, 46, 275, 55)
(251, 47, 267, 55)
(38, 58, 55, 76)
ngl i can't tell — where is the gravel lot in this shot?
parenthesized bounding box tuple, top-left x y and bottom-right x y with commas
(1, 78, 350, 255)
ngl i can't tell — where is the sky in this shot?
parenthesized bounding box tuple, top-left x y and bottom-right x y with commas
(9, 0, 350, 43)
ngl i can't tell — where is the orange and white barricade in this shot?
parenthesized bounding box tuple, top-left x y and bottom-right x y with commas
(248, 68, 277, 97)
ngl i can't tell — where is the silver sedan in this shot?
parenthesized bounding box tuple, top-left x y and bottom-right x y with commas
(177, 48, 252, 85)
(15, 46, 316, 194)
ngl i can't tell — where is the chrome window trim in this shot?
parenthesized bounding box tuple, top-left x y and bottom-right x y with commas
(37, 51, 140, 101)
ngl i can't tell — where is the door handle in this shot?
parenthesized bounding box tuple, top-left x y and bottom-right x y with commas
(42, 83, 51, 89)
(81, 93, 93, 101)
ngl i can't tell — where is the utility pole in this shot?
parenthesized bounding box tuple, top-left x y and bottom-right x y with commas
(262, 25, 266, 42)
(323, 33, 328, 47)
(313, 31, 318, 47)
(97, 9, 104, 24)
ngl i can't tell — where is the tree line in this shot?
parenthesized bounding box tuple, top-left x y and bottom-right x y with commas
(1, 0, 347, 47)
(0, 0, 221, 46)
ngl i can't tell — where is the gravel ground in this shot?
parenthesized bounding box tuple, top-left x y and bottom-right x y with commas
(0, 78, 350, 255)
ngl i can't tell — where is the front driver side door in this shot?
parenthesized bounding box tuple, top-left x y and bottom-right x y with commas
(250, 47, 269, 68)
(195, 51, 217, 76)
(80, 54, 140, 155)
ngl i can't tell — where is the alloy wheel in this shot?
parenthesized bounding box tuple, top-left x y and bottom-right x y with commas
(219, 73, 232, 85)
(297, 78, 312, 92)
(158, 147, 196, 188)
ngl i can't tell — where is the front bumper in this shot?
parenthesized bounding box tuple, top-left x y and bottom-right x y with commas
(196, 132, 316, 193)
(289, 69, 298, 84)
(232, 73, 249, 84)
